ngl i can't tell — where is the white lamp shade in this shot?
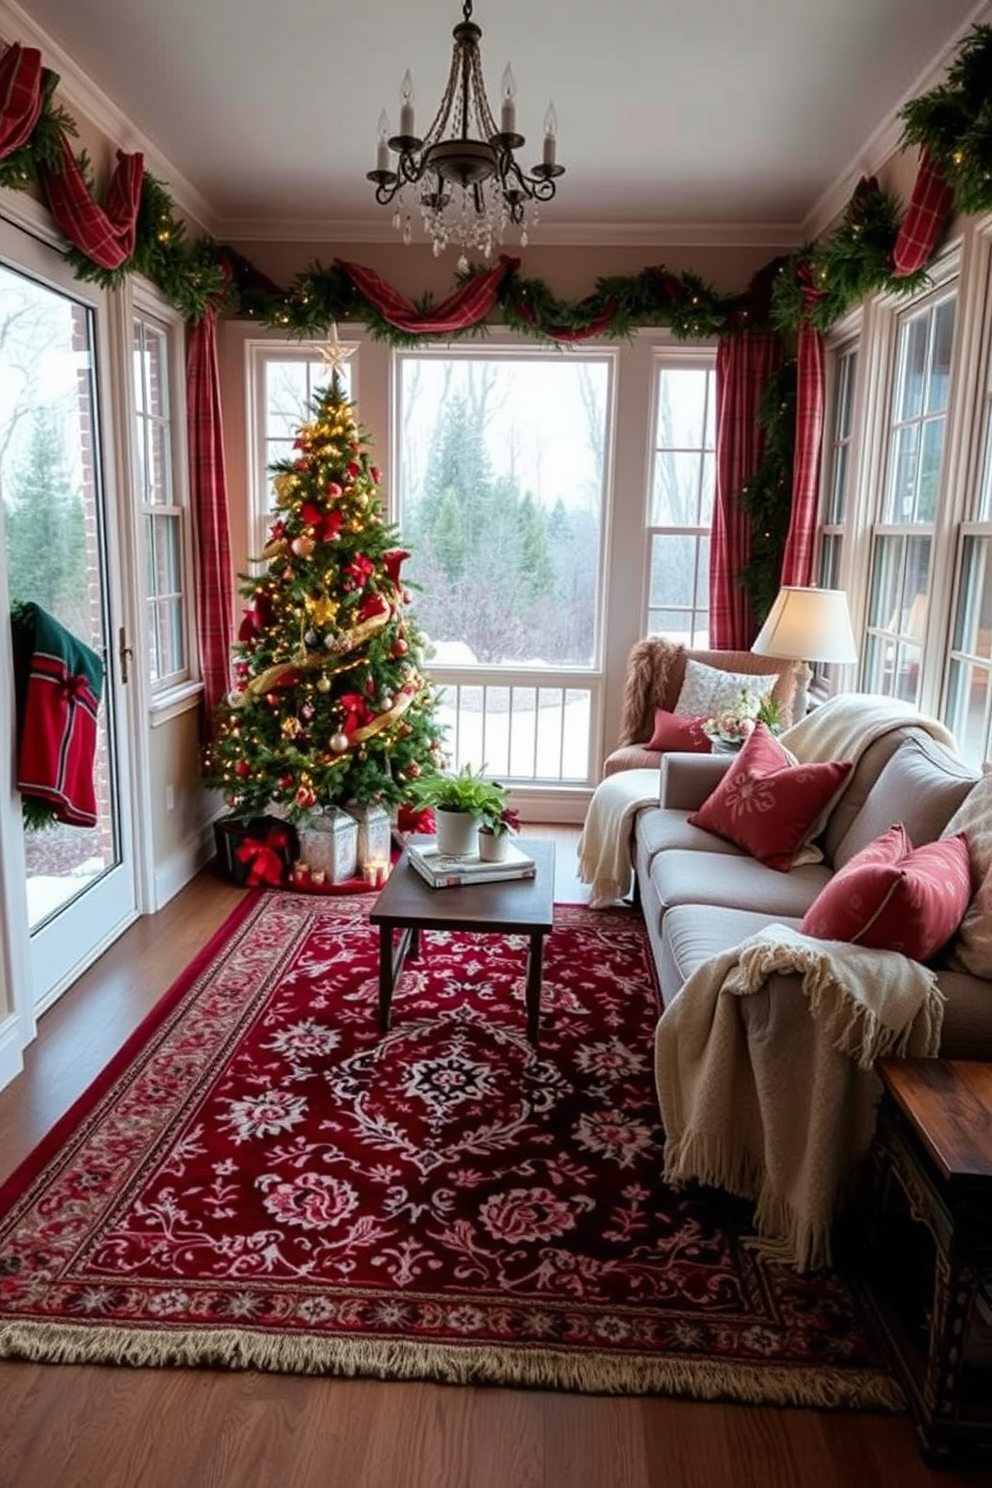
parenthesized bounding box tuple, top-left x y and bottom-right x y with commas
(751, 586, 858, 665)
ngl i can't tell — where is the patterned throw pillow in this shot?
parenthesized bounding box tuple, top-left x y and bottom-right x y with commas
(646, 710, 710, 752)
(673, 658, 779, 719)
(800, 823, 972, 962)
(688, 722, 852, 871)
(941, 772, 992, 975)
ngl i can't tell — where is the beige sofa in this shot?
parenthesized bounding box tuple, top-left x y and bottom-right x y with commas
(634, 721, 992, 1060)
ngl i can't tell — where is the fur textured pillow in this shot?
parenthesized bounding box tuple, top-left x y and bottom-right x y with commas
(673, 658, 779, 719)
(688, 722, 852, 871)
(801, 823, 972, 962)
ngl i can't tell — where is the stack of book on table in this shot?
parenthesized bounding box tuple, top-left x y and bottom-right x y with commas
(406, 840, 536, 889)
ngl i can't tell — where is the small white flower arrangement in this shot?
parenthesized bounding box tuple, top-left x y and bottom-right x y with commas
(702, 690, 784, 748)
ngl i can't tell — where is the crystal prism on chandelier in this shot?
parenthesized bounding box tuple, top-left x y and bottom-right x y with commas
(367, 0, 564, 259)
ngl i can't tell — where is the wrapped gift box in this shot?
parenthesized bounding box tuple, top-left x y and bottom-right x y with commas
(297, 808, 358, 883)
(214, 815, 298, 887)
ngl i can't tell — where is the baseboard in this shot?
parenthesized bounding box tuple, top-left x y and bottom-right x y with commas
(152, 824, 219, 910)
(0, 1011, 25, 1096)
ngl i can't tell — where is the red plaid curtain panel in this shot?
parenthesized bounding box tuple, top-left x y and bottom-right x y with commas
(780, 320, 825, 588)
(709, 332, 784, 648)
(891, 149, 955, 278)
(186, 308, 234, 728)
(42, 135, 144, 271)
(0, 42, 43, 159)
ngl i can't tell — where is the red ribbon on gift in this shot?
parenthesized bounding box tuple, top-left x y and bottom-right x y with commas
(235, 826, 291, 887)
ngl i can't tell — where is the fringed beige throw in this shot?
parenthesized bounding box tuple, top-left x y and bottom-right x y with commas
(655, 924, 944, 1271)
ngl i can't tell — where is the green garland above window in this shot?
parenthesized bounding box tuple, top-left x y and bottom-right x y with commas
(900, 24, 992, 217)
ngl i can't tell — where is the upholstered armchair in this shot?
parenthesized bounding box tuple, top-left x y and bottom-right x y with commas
(603, 640, 799, 777)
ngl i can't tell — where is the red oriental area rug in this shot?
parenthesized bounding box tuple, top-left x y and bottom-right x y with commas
(0, 894, 900, 1410)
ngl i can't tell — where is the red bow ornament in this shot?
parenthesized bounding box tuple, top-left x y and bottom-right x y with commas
(234, 826, 291, 887)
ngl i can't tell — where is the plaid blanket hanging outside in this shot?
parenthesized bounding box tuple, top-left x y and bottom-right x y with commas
(9, 602, 104, 827)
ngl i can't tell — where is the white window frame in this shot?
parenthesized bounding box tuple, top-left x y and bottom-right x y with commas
(860, 263, 960, 708)
(129, 285, 198, 721)
(643, 344, 717, 646)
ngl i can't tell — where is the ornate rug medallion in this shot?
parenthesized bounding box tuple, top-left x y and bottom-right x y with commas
(0, 893, 900, 1408)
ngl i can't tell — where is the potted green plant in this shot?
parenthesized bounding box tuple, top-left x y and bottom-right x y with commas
(477, 800, 521, 862)
(409, 765, 509, 857)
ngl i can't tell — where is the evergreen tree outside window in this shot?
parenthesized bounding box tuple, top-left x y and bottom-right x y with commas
(397, 352, 609, 669)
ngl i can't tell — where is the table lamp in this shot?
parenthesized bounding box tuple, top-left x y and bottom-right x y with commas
(751, 586, 858, 720)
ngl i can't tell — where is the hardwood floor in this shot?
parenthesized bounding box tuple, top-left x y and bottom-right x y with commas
(0, 827, 986, 1488)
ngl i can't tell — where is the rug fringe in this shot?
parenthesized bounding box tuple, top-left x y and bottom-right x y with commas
(0, 1321, 904, 1412)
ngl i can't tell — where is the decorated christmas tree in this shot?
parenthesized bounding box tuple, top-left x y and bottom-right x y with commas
(203, 368, 444, 827)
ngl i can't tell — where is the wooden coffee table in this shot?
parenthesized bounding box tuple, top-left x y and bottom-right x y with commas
(369, 837, 555, 1045)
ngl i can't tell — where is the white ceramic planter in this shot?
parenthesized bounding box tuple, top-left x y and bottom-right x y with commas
(477, 828, 510, 862)
(434, 807, 478, 857)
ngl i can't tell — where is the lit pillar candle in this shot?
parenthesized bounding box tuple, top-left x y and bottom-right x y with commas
(500, 65, 516, 134)
(399, 70, 415, 137)
(542, 102, 558, 166)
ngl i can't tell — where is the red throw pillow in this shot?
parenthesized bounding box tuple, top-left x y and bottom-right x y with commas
(687, 722, 852, 871)
(646, 710, 710, 753)
(799, 823, 972, 961)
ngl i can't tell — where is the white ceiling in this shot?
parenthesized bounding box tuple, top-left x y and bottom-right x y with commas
(9, 0, 989, 245)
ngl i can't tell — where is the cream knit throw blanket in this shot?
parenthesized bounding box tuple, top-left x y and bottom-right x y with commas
(577, 769, 659, 907)
(655, 924, 944, 1271)
(780, 691, 958, 763)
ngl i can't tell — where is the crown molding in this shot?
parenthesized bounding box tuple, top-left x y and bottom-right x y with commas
(0, 0, 218, 236)
(802, 0, 992, 240)
(219, 213, 803, 251)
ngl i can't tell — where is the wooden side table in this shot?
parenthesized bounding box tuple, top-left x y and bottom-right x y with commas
(865, 1058, 992, 1464)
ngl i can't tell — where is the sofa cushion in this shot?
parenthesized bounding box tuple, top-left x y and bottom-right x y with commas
(673, 658, 779, 718)
(637, 807, 749, 862)
(687, 724, 852, 871)
(799, 823, 972, 961)
(659, 904, 804, 1006)
(941, 772, 992, 977)
(649, 847, 830, 918)
(831, 731, 978, 869)
(647, 709, 710, 752)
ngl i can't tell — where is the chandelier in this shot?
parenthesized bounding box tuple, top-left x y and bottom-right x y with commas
(367, 0, 564, 260)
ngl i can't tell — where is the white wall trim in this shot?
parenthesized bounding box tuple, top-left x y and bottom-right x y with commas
(152, 823, 219, 912)
(0, 0, 216, 235)
(0, 1011, 24, 1096)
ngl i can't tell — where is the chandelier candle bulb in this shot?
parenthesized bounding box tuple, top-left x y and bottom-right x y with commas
(500, 66, 516, 134)
(376, 113, 391, 173)
(399, 70, 415, 138)
(543, 103, 557, 166)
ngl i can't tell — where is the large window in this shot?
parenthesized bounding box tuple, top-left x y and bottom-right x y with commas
(946, 277, 992, 762)
(396, 349, 612, 784)
(132, 310, 189, 690)
(863, 292, 956, 703)
(645, 356, 715, 644)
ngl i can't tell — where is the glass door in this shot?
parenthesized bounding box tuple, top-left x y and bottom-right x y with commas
(0, 229, 137, 1014)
